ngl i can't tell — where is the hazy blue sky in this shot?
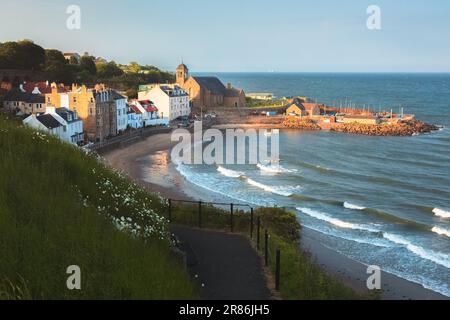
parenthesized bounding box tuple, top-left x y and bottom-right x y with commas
(1, 0, 449, 72)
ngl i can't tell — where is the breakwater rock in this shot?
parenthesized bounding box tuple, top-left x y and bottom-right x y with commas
(283, 118, 321, 130)
(331, 120, 439, 136)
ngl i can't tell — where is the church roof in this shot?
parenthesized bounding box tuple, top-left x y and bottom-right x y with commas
(192, 76, 227, 95)
(225, 87, 243, 97)
(177, 63, 188, 70)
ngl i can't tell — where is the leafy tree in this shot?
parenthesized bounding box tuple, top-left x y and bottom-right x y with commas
(43, 49, 77, 84)
(125, 88, 138, 99)
(128, 62, 141, 73)
(17, 40, 46, 70)
(0, 40, 45, 70)
(77, 69, 96, 84)
(45, 49, 67, 65)
(80, 55, 97, 76)
(97, 61, 124, 79)
(69, 56, 79, 65)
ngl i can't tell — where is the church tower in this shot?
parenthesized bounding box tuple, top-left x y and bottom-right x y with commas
(176, 63, 189, 86)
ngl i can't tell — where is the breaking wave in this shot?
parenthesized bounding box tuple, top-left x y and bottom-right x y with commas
(297, 207, 380, 233)
(432, 227, 450, 238)
(257, 163, 298, 174)
(433, 208, 450, 219)
(217, 166, 244, 178)
(247, 178, 301, 197)
(343, 202, 366, 210)
(298, 206, 450, 269)
(383, 233, 450, 269)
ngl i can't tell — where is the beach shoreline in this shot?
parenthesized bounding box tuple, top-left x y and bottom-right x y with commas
(102, 133, 448, 300)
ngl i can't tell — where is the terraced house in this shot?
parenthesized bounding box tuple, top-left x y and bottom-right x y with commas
(45, 84, 117, 142)
(3, 89, 45, 115)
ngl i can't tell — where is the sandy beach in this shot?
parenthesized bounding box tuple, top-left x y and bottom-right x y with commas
(103, 133, 189, 201)
(102, 133, 449, 300)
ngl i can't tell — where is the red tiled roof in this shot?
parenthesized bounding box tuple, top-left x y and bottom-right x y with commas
(146, 106, 158, 112)
(130, 105, 143, 114)
(138, 100, 158, 112)
(23, 82, 66, 94)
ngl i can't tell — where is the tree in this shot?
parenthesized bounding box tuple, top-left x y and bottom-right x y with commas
(0, 40, 45, 70)
(45, 49, 67, 66)
(17, 40, 46, 70)
(97, 61, 124, 79)
(44, 49, 76, 84)
(125, 88, 138, 99)
(79, 55, 97, 76)
(128, 62, 141, 73)
(69, 56, 79, 65)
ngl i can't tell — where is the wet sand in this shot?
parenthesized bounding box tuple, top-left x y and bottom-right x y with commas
(102, 133, 449, 300)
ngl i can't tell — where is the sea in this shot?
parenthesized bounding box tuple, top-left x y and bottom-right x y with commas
(161, 73, 450, 296)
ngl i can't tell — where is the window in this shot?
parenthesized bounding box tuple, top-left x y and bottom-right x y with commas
(63, 126, 67, 132)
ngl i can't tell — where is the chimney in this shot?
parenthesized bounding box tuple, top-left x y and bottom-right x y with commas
(227, 83, 232, 90)
(19, 84, 26, 92)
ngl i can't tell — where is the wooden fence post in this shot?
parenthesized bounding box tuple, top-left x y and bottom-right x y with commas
(275, 248, 281, 291)
(230, 203, 234, 233)
(250, 208, 254, 239)
(257, 217, 261, 250)
(264, 230, 269, 267)
(198, 201, 202, 228)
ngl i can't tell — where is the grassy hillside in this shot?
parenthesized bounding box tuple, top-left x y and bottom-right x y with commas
(0, 114, 198, 299)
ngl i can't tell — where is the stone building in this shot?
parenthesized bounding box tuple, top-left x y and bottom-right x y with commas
(175, 63, 246, 109)
(45, 84, 117, 142)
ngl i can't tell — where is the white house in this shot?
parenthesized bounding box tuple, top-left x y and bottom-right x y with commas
(138, 84, 190, 121)
(128, 100, 169, 127)
(54, 107, 84, 145)
(23, 107, 84, 145)
(112, 91, 128, 133)
(127, 104, 144, 129)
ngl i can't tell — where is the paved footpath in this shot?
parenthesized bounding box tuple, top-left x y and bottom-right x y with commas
(172, 226, 271, 300)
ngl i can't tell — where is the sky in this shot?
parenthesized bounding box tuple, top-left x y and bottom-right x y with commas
(0, 0, 449, 72)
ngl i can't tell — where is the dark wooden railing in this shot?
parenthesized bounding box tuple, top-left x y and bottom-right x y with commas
(168, 198, 281, 292)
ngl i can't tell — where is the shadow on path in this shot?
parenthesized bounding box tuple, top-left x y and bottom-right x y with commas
(172, 226, 271, 300)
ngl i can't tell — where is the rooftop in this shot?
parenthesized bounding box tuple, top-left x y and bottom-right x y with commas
(4, 89, 45, 103)
(37, 114, 61, 129)
(193, 76, 227, 95)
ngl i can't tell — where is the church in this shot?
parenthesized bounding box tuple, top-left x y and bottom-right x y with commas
(175, 63, 246, 109)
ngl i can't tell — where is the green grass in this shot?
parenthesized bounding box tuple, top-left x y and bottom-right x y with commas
(0, 114, 198, 300)
(171, 203, 376, 300)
